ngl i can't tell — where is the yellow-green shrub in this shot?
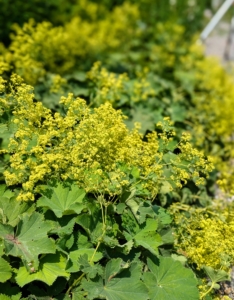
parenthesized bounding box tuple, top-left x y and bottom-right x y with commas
(0, 2, 140, 85)
(0, 75, 213, 201)
(174, 205, 234, 271)
(87, 40, 234, 197)
(87, 62, 156, 107)
(177, 49, 234, 194)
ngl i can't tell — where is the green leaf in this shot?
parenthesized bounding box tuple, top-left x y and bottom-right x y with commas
(66, 248, 103, 273)
(160, 181, 172, 194)
(0, 193, 34, 227)
(116, 203, 126, 214)
(123, 211, 162, 256)
(153, 206, 172, 226)
(0, 295, 11, 300)
(105, 258, 122, 283)
(159, 227, 174, 245)
(171, 254, 187, 266)
(79, 254, 103, 279)
(203, 266, 230, 283)
(131, 167, 140, 179)
(0, 257, 12, 282)
(134, 219, 162, 255)
(49, 215, 76, 237)
(76, 212, 103, 243)
(144, 257, 199, 300)
(126, 198, 140, 219)
(37, 182, 86, 218)
(0, 282, 21, 297)
(15, 253, 70, 287)
(169, 103, 186, 122)
(0, 124, 7, 135)
(162, 152, 178, 164)
(101, 278, 148, 300)
(82, 260, 148, 300)
(0, 185, 14, 198)
(124, 105, 156, 133)
(0, 212, 56, 269)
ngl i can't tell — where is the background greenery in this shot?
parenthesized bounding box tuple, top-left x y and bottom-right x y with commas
(1, 1, 234, 299)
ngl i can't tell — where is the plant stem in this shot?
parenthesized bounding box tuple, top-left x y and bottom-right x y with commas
(66, 197, 108, 296)
(66, 272, 85, 295)
(200, 282, 215, 299)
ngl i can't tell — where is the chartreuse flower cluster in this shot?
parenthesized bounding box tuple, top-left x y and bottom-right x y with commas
(87, 62, 156, 107)
(180, 53, 234, 195)
(87, 34, 234, 197)
(171, 202, 234, 272)
(167, 39, 234, 195)
(0, 2, 140, 85)
(170, 202, 234, 299)
(0, 75, 213, 201)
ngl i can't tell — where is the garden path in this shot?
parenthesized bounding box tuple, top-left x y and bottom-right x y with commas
(204, 21, 233, 61)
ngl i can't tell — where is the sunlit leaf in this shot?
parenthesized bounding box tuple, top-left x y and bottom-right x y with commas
(0, 257, 12, 283)
(144, 257, 199, 300)
(15, 253, 69, 287)
(66, 248, 103, 273)
(123, 211, 162, 256)
(82, 259, 148, 300)
(0, 192, 34, 227)
(203, 266, 230, 283)
(37, 181, 86, 218)
(0, 212, 56, 270)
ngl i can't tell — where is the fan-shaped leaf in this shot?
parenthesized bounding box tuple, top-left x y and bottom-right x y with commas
(66, 248, 103, 273)
(0, 257, 12, 283)
(0, 212, 56, 270)
(144, 257, 199, 300)
(123, 213, 162, 256)
(82, 259, 148, 300)
(15, 253, 69, 287)
(37, 182, 86, 218)
(0, 192, 34, 227)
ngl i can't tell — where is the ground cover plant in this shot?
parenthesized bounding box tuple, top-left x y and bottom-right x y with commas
(1, 1, 234, 299)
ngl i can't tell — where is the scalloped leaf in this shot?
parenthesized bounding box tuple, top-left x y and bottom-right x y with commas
(15, 253, 69, 287)
(82, 259, 148, 300)
(0, 295, 11, 300)
(144, 257, 199, 300)
(0, 212, 56, 270)
(0, 191, 34, 227)
(37, 182, 86, 218)
(203, 266, 230, 283)
(66, 248, 103, 273)
(0, 124, 8, 135)
(0, 184, 14, 199)
(0, 257, 12, 283)
(123, 211, 162, 256)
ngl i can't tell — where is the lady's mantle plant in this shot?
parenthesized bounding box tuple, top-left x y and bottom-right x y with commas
(0, 74, 213, 299)
(0, 74, 213, 201)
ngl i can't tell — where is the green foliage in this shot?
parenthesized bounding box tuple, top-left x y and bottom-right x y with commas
(0, 0, 210, 47)
(0, 76, 213, 202)
(81, 258, 148, 300)
(1, 0, 234, 299)
(0, 257, 12, 283)
(37, 182, 86, 218)
(170, 202, 234, 299)
(15, 253, 69, 287)
(144, 257, 199, 300)
(0, 182, 201, 299)
(0, 212, 56, 270)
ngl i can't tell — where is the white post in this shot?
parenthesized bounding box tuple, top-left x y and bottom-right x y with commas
(200, 0, 234, 41)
